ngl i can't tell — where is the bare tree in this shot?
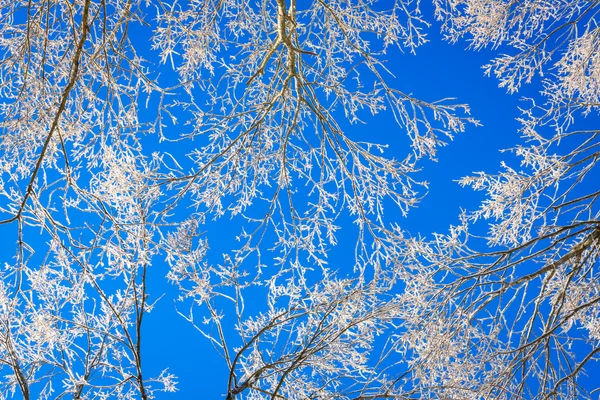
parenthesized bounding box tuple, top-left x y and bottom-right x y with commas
(0, 0, 476, 398)
(0, 0, 175, 396)
(397, 1, 600, 399)
(1, 0, 597, 398)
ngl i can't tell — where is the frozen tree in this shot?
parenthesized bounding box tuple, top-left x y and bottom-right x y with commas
(397, 1, 600, 399)
(0, 0, 473, 398)
(0, 0, 597, 399)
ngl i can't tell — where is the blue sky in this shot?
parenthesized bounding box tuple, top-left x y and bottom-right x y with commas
(1, 1, 598, 398)
(137, 15, 538, 398)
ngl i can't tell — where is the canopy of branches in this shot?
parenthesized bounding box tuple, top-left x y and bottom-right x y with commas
(0, 0, 598, 398)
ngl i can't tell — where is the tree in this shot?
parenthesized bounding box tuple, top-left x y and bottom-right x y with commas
(0, 0, 597, 399)
(399, 1, 600, 399)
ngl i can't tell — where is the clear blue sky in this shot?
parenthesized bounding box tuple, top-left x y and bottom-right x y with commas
(136, 11, 537, 399)
(1, 2, 598, 398)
